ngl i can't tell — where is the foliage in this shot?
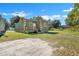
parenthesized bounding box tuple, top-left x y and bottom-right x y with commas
(0, 15, 9, 30)
(65, 3, 79, 26)
(29, 16, 48, 32)
(51, 20, 61, 28)
(65, 3, 79, 31)
(48, 19, 52, 30)
(10, 16, 21, 28)
(5, 21, 10, 30)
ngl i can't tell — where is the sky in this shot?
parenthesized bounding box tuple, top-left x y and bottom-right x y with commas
(0, 3, 73, 25)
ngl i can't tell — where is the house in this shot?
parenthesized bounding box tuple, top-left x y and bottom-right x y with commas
(15, 18, 48, 33)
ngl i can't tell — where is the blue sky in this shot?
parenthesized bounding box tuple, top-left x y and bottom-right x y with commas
(0, 3, 73, 25)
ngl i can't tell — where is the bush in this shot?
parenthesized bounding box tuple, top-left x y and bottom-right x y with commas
(69, 26, 79, 31)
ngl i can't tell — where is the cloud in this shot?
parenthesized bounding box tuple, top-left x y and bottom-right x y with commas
(2, 13, 8, 16)
(52, 15, 60, 18)
(1, 11, 31, 17)
(41, 15, 61, 20)
(41, 9, 46, 12)
(62, 15, 67, 18)
(11, 11, 27, 17)
(41, 15, 49, 20)
(63, 8, 73, 12)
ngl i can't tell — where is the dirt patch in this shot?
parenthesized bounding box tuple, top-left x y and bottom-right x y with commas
(0, 38, 57, 56)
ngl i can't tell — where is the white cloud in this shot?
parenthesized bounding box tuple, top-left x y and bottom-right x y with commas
(11, 11, 27, 17)
(1, 11, 31, 17)
(52, 15, 60, 18)
(2, 13, 8, 16)
(41, 15, 61, 20)
(63, 8, 73, 12)
(41, 9, 46, 12)
(62, 15, 67, 18)
(41, 15, 49, 20)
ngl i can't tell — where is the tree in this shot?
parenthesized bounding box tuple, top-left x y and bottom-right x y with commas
(5, 20, 10, 30)
(14, 16, 20, 23)
(51, 20, 61, 28)
(34, 16, 44, 32)
(30, 16, 48, 32)
(10, 16, 20, 28)
(48, 19, 52, 30)
(65, 3, 79, 31)
(0, 15, 9, 34)
(65, 3, 79, 26)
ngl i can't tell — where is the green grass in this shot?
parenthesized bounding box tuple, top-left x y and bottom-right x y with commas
(0, 30, 79, 55)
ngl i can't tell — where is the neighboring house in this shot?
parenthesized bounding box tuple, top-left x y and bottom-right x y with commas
(0, 18, 6, 36)
(15, 18, 48, 33)
(60, 25, 70, 29)
(9, 27, 15, 31)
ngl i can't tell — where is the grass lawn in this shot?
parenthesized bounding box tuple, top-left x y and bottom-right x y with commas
(0, 30, 79, 56)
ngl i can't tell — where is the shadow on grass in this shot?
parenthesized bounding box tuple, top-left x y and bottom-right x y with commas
(4, 35, 8, 37)
(15, 31, 59, 35)
(0, 35, 8, 37)
(0, 34, 4, 37)
(28, 31, 59, 35)
(47, 32, 59, 34)
(0, 35, 2, 37)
